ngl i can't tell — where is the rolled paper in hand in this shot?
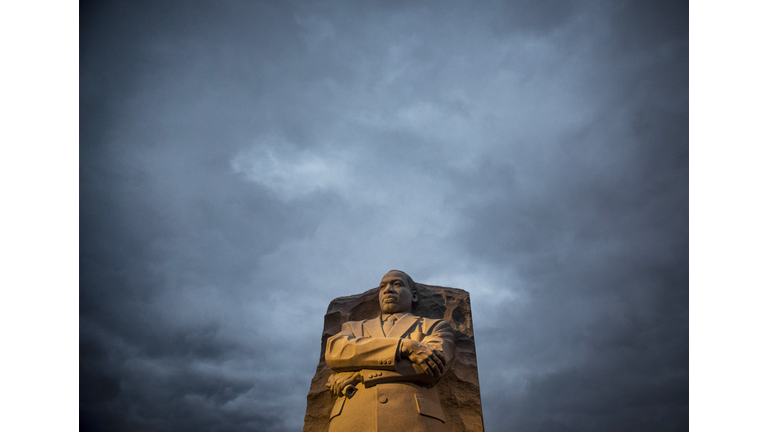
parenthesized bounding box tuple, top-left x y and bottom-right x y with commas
(343, 384, 357, 398)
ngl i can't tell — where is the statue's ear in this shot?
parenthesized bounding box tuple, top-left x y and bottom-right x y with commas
(411, 285, 419, 303)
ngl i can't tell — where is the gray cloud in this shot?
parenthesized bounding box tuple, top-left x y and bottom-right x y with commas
(81, 1, 687, 431)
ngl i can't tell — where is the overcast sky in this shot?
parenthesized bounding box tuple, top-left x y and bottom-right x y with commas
(80, 1, 688, 431)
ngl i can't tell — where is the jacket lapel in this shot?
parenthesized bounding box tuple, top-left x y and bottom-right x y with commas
(388, 313, 419, 339)
(363, 318, 386, 338)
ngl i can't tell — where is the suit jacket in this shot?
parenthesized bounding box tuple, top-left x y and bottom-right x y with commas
(325, 312, 456, 432)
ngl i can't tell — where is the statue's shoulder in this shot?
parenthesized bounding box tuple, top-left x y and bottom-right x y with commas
(419, 316, 450, 332)
(340, 318, 372, 335)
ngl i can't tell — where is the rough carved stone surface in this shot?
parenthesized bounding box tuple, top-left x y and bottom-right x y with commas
(303, 283, 485, 432)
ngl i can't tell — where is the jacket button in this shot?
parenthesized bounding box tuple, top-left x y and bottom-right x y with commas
(378, 396, 388, 404)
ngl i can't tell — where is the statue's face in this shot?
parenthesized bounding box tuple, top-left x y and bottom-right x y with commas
(378, 271, 416, 314)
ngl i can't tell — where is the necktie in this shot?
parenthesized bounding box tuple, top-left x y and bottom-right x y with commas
(383, 315, 397, 335)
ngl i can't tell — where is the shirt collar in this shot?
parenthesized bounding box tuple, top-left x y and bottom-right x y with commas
(380, 311, 413, 322)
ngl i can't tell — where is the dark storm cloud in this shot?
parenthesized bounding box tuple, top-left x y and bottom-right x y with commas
(81, 1, 687, 431)
(449, 3, 688, 430)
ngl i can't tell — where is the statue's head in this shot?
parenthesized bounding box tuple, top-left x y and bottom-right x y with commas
(378, 270, 418, 314)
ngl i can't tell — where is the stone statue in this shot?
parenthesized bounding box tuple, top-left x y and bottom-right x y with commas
(323, 270, 456, 431)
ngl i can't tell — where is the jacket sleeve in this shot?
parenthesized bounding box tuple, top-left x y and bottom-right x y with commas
(325, 321, 400, 372)
(361, 319, 456, 387)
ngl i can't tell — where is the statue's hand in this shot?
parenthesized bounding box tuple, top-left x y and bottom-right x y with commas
(400, 339, 446, 377)
(325, 371, 362, 397)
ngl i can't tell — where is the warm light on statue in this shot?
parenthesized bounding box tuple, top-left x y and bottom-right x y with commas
(324, 270, 455, 431)
(303, 270, 485, 432)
